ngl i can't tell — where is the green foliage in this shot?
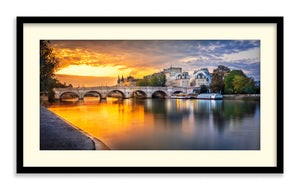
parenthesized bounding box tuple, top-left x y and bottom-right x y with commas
(243, 77, 257, 94)
(150, 75, 159, 86)
(232, 75, 248, 94)
(244, 85, 257, 94)
(224, 70, 246, 94)
(40, 40, 60, 102)
(199, 85, 208, 93)
(232, 75, 257, 94)
(153, 74, 167, 86)
(136, 78, 150, 86)
(137, 74, 166, 87)
(210, 68, 258, 94)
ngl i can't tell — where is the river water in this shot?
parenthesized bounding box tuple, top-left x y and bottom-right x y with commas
(48, 98, 260, 150)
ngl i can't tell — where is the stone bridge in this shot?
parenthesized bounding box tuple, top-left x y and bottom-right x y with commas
(54, 86, 196, 100)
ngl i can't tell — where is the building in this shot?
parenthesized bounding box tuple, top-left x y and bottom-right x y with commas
(163, 66, 183, 86)
(141, 66, 190, 87)
(163, 66, 182, 74)
(190, 68, 212, 87)
(193, 72, 208, 87)
(175, 72, 190, 87)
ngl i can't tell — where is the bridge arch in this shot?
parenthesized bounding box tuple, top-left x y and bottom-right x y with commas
(59, 91, 80, 101)
(130, 90, 148, 98)
(107, 90, 126, 98)
(172, 90, 184, 95)
(151, 90, 168, 98)
(83, 91, 103, 99)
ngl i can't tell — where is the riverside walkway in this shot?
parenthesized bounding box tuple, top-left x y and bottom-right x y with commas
(40, 106, 109, 150)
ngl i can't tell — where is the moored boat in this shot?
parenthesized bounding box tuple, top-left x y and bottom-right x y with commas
(171, 95, 189, 99)
(170, 93, 191, 99)
(197, 93, 223, 100)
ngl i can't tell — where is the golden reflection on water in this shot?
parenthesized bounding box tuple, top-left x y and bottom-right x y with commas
(61, 98, 79, 102)
(49, 97, 154, 149)
(48, 98, 260, 150)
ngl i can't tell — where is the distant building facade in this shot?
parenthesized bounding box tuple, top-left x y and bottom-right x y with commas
(190, 68, 212, 87)
(163, 66, 183, 86)
(163, 66, 182, 74)
(175, 72, 190, 87)
(137, 66, 213, 88)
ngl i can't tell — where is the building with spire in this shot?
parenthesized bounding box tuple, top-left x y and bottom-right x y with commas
(117, 75, 120, 84)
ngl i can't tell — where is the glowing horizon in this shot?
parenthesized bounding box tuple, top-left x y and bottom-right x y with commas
(55, 64, 155, 78)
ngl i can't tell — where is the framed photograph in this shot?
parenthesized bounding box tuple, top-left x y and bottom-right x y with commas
(17, 17, 283, 173)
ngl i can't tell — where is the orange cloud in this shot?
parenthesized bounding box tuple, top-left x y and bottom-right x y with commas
(52, 43, 159, 78)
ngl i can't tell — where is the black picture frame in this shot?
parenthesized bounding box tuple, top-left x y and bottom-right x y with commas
(17, 16, 284, 173)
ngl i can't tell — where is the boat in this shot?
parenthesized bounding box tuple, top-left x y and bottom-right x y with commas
(170, 93, 191, 99)
(197, 93, 223, 100)
(171, 96, 188, 99)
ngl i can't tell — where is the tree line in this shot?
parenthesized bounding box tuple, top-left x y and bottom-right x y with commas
(40, 40, 68, 102)
(209, 65, 259, 94)
(136, 74, 167, 87)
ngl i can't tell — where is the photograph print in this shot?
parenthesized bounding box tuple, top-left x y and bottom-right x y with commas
(40, 40, 260, 151)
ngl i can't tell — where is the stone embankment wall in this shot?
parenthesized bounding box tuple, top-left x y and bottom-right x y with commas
(40, 106, 96, 150)
(223, 94, 260, 100)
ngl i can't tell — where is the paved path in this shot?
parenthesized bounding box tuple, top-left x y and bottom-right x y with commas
(40, 106, 95, 150)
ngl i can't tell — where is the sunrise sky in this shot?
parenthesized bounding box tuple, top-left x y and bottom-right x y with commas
(51, 40, 260, 81)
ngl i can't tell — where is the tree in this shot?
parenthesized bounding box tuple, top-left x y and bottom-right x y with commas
(244, 85, 257, 94)
(232, 75, 248, 94)
(232, 75, 257, 94)
(209, 65, 230, 93)
(149, 74, 167, 86)
(224, 70, 246, 94)
(199, 85, 208, 93)
(136, 78, 150, 86)
(150, 75, 159, 86)
(40, 40, 60, 102)
(243, 77, 257, 94)
(210, 73, 224, 93)
(136, 74, 166, 87)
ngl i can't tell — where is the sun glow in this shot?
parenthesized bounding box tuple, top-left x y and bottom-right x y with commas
(55, 64, 157, 79)
(55, 64, 133, 77)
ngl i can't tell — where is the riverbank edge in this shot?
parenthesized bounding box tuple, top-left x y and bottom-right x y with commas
(223, 94, 260, 100)
(41, 105, 110, 150)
